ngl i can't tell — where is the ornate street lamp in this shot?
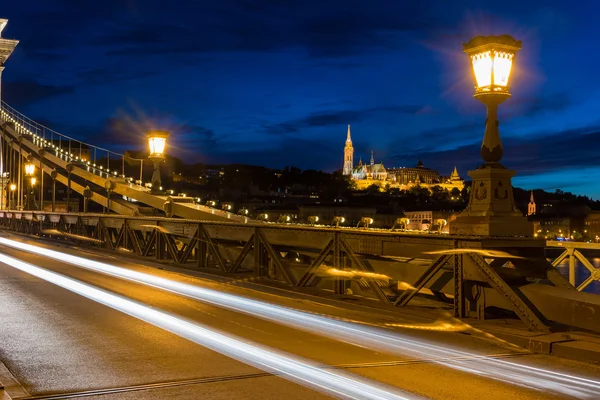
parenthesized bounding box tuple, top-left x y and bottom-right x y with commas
(24, 162, 36, 210)
(146, 130, 169, 193)
(450, 35, 532, 237)
(463, 35, 521, 164)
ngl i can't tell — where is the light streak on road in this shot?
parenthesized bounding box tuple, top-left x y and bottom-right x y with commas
(0, 252, 416, 400)
(2, 237, 600, 398)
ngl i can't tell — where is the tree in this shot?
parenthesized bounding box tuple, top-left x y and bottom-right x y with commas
(366, 184, 380, 195)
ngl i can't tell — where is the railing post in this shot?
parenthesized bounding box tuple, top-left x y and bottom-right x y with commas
(66, 164, 73, 213)
(454, 239, 465, 318)
(568, 247, 576, 286)
(51, 170, 57, 212)
(39, 149, 45, 211)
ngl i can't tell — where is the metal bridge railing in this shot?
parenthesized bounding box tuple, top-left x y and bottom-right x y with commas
(547, 240, 600, 291)
(0, 101, 148, 190)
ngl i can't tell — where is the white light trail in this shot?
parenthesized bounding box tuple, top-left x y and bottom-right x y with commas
(0, 252, 415, 400)
(2, 237, 600, 398)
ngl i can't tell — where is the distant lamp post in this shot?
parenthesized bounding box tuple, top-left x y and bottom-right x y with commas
(146, 130, 169, 194)
(357, 217, 373, 229)
(332, 216, 345, 228)
(450, 35, 533, 237)
(24, 162, 37, 210)
(391, 217, 410, 231)
(278, 214, 292, 224)
(257, 213, 269, 222)
(9, 183, 16, 209)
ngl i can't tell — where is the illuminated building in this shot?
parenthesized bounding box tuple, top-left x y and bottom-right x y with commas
(351, 151, 387, 181)
(527, 191, 536, 216)
(388, 160, 441, 185)
(341, 127, 463, 192)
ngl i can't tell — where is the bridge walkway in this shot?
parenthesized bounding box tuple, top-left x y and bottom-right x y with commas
(0, 102, 248, 222)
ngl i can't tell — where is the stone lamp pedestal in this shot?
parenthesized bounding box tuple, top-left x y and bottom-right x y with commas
(450, 164, 532, 236)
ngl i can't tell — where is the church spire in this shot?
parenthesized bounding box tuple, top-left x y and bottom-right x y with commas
(370, 150, 374, 166)
(450, 166, 460, 180)
(342, 124, 354, 176)
(527, 190, 536, 216)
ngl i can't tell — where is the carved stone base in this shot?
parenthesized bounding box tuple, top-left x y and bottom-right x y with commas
(449, 164, 533, 237)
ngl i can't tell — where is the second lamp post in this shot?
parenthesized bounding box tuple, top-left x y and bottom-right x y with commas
(146, 130, 169, 194)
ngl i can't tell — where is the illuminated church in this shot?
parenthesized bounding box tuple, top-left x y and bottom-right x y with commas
(342, 125, 464, 191)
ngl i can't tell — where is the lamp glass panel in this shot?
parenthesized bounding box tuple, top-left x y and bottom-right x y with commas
(149, 137, 166, 155)
(493, 51, 513, 87)
(471, 51, 492, 88)
(25, 164, 35, 176)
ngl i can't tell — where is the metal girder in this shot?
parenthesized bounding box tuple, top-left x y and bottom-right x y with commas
(142, 229, 157, 257)
(229, 234, 254, 273)
(339, 238, 390, 304)
(454, 253, 464, 318)
(178, 230, 198, 265)
(551, 248, 569, 267)
(256, 229, 297, 285)
(466, 253, 550, 333)
(198, 224, 227, 272)
(393, 254, 451, 307)
(297, 239, 334, 287)
(4, 210, 600, 333)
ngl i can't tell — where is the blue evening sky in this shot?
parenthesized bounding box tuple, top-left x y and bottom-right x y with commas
(2, 1, 600, 197)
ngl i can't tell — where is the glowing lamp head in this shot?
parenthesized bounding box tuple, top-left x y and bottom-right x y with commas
(24, 163, 36, 176)
(146, 130, 170, 158)
(332, 216, 345, 226)
(9, 183, 16, 191)
(463, 35, 521, 97)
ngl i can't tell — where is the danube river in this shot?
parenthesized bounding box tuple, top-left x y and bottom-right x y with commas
(553, 256, 600, 293)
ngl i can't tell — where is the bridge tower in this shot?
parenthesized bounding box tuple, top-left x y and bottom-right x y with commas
(0, 19, 18, 210)
(0, 19, 19, 102)
(342, 124, 353, 175)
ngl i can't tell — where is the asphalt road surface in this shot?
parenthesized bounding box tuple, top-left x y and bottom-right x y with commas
(0, 234, 599, 400)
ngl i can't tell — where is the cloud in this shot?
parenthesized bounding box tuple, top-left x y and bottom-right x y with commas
(76, 68, 161, 86)
(387, 123, 600, 178)
(2, 80, 74, 107)
(77, 0, 453, 59)
(264, 105, 422, 135)
(505, 91, 574, 119)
